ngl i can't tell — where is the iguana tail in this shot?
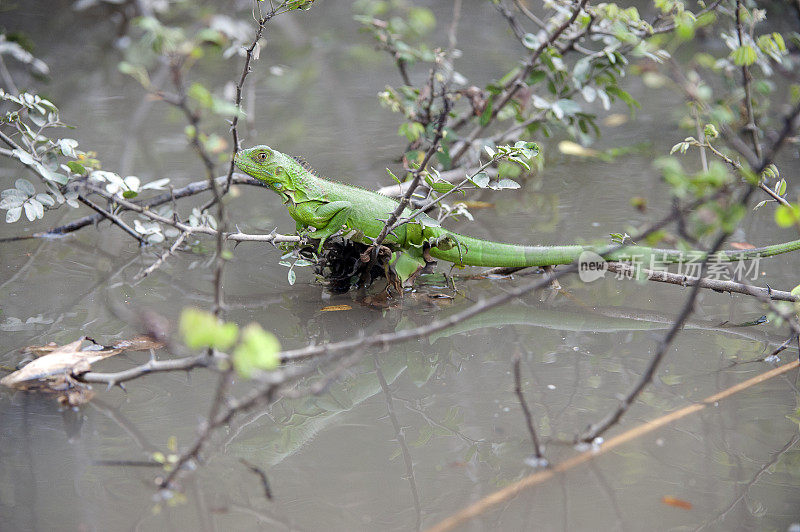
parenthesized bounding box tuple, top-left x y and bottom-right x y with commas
(427, 233, 800, 268)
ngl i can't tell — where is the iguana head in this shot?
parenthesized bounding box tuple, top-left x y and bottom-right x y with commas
(234, 145, 296, 191)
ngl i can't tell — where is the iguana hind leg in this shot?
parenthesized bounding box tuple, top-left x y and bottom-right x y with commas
(429, 232, 469, 266)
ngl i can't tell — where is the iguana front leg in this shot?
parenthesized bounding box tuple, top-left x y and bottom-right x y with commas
(306, 200, 354, 253)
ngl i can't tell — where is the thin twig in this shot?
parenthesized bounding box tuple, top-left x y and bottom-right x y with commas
(77, 195, 145, 245)
(224, 14, 268, 192)
(0, 55, 19, 95)
(239, 459, 273, 500)
(735, 0, 762, 161)
(135, 230, 190, 280)
(512, 353, 545, 461)
(694, 434, 800, 531)
(450, 0, 589, 164)
(372, 94, 451, 249)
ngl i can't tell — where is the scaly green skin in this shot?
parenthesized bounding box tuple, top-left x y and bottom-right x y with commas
(233, 145, 800, 268)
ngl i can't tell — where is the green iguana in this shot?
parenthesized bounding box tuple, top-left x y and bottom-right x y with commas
(233, 145, 800, 274)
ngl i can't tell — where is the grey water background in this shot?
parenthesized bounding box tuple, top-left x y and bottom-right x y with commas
(1, 1, 800, 530)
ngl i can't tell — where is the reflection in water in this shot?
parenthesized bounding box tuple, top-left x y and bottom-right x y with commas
(1, 1, 800, 531)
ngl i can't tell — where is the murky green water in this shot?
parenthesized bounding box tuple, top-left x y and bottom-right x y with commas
(1, 2, 800, 531)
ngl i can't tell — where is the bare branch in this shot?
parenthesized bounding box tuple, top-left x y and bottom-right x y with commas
(79, 353, 210, 386)
(604, 262, 799, 302)
(1, 173, 262, 241)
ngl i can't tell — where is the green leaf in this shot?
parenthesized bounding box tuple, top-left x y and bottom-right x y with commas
(232, 323, 280, 379)
(572, 57, 591, 84)
(479, 97, 493, 127)
(15, 178, 35, 196)
(492, 178, 521, 190)
(195, 28, 226, 46)
(392, 251, 425, 283)
(34, 193, 54, 207)
(6, 206, 22, 223)
(386, 168, 402, 184)
(119, 61, 151, 88)
(57, 138, 79, 158)
(774, 204, 800, 228)
(730, 45, 757, 66)
(122, 190, 138, 199)
(468, 172, 490, 188)
(522, 33, 539, 50)
(703, 123, 719, 139)
(66, 161, 87, 175)
(430, 181, 455, 193)
(179, 307, 239, 351)
(526, 70, 546, 85)
(553, 99, 581, 117)
(187, 82, 214, 109)
(400, 121, 425, 142)
(776, 178, 787, 196)
(210, 97, 245, 118)
(605, 86, 640, 110)
(48, 172, 69, 185)
(407, 6, 435, 34)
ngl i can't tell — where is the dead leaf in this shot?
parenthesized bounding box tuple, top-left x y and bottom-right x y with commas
(661, 496, 693, 510)
(730, 242, 756, 250)
(427, 293, 455, 300)
(1, 338, 121, 389)
(359, 291, 398, 309)
(602, 113, 628, 127)
(57, 386, 95, 407)
(111, 335, 165, 351)
(320, 305, 352, 312)
(2, 334, 164, 392)
(22, 341, 61, 357)
(558, 141, 599, 158)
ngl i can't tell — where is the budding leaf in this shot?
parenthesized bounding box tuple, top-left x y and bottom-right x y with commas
(233, 324, 280, 378)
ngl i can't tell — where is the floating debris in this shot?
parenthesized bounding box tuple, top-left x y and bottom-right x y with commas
(1, 335, 164, 405)
(320, 304, 352, 312)
(661, 496, 693, 510)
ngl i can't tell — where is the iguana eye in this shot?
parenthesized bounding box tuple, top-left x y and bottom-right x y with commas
(256, 151, 269, 161)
